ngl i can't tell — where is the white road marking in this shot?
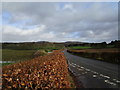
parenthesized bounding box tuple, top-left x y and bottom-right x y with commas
(74, 63, 76, 66)
(68, 67, 74, 74)
(91, 70, 98, 74)
(92, 71, 98, 74)
(72, 65, 75, 67)
(104, 80, 117, 86)
(93, 75, 97, 78)
(100, 74, 105, 77)
(77, 65, 80, 67)
(85, 68, 90, 71)
(81, 66, 84, 69)
(71, 63, 76, 66)
(69, 63, 76, 67)
(116, 80, 120, 83)
(77, 68, 83, 71)
(68, 62, 119, 86)
(113, 79, 117, 81)
(69, 64, 74, 67)
(85, 72, 87, 74)
(103, 75, 110, 79)
(100, 74, 110, 79)
(113, 79, 120, 83)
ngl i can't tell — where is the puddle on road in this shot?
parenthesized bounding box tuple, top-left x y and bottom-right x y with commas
(0, 61, 15, 63)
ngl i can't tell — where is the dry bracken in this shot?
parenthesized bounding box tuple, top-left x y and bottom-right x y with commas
(2, 50, 71, 89)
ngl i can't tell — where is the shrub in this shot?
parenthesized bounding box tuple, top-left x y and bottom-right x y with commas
(34, 50, 47, 57)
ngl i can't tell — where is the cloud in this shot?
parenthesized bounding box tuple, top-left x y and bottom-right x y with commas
(2, 2, 118, 42)
(3, 25, 46, 36)
(63, 4, 75, 12)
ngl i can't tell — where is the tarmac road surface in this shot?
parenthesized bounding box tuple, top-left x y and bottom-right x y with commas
(63, 50, 120, 88)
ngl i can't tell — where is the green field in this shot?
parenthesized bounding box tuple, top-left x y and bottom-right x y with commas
(68, 46, 92, 49)
(1, 43, 64, 67)
(68, 45, 116, 50)
(1, 42, 64, 67)
(2, 49, 36, 61)
(107, 45, 115, 48)
(2, 43, 64, 50)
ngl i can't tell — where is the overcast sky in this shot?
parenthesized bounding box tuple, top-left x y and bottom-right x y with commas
(2, 2, 118, 43)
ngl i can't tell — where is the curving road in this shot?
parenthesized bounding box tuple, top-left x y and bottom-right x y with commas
(63, 50, 120, 88)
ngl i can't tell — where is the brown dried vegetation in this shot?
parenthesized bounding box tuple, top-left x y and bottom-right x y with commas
(67, 48, 120, 64)
(2, 50, 72, 89)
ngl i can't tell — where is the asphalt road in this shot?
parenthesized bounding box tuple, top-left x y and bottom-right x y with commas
(63, 50, 120, 88)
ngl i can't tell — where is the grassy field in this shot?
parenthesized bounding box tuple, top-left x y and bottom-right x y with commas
(67, 45, 116, 49)
(2, 49, 36, 61)
(2, 43, 64, 50)
(68, 46, 92, 49)
(2, 63, 14, 66)
(1, 43, 64, 66)
(68, 48, 119, 53)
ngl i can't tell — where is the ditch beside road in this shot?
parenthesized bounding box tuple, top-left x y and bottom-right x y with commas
(63, 50, 120, 88)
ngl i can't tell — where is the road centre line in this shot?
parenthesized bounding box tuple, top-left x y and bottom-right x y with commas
(69, 62, 120, 85)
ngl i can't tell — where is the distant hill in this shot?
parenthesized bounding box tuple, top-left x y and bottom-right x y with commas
(2, 40, 120, 48)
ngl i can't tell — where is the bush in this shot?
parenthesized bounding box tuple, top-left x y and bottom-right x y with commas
(67, 50, 120, 64)
(34, 50, 47, 57)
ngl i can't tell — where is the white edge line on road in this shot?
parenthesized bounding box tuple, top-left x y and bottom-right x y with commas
(104, 80, 117, 86)
(68, 62, 120, 85)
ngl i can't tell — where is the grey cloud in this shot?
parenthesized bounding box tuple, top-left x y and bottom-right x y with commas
(3, 2, 56, 24)
(2, 2, 118, 42)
